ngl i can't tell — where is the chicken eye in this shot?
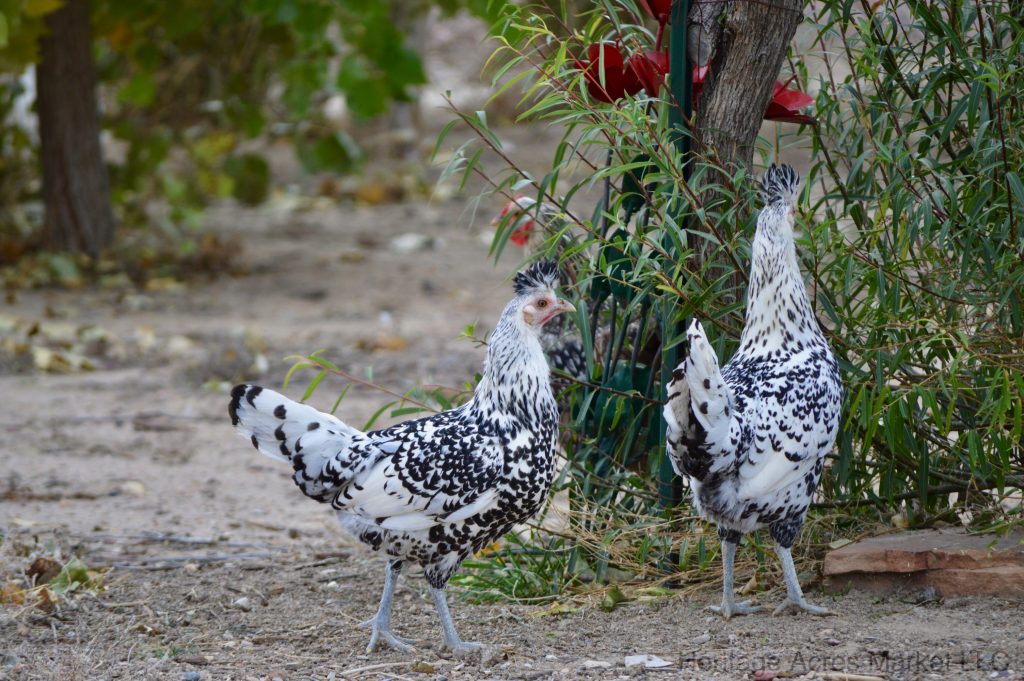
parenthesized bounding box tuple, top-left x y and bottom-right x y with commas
(537, 299, 549, 309)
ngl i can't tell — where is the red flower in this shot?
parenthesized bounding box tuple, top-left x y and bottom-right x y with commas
(692, 68, 815, 124)
(764, 76, 816, 124)
(692, 64, 710, 99)
(627, 50, 669, 96)
(578, 43, 642, 103)
(495, 195, 537, 247)
(639, 0, 672, 24)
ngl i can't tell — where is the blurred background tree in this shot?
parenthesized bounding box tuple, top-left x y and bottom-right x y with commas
(0, 0, 500, 266)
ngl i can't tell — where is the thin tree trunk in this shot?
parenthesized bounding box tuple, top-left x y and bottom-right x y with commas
(695, 0, 803, 174)
(36, 0, 115, 256)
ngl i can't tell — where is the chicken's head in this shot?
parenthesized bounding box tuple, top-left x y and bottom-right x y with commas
(757, 164, 800, 238)
(495, 195, 538, 247)
(512, 261, 575, 330)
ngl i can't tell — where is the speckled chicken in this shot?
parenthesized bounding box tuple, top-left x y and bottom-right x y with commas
(663, 165, 842, 618)
(229, 262, 573, 652)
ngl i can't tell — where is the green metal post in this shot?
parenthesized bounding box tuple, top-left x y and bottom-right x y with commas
(657, 0, 692, 508)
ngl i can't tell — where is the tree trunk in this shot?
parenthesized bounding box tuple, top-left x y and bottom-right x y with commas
(689, 0, 803, 304)
(36, 0, 115, 256)
(695, 0, 803, 173)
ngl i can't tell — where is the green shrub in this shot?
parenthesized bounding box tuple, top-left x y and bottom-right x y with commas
(436, 0, 1023, 599)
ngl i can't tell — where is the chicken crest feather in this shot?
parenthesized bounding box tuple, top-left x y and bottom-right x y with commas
(513, 260, 559, 296)
(759, 164, 800, 207)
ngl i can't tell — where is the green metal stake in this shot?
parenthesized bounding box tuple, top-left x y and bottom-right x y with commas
(656, 0, 692, 509)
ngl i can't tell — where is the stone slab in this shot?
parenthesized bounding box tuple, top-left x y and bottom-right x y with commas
(822, 528, 1024, 597)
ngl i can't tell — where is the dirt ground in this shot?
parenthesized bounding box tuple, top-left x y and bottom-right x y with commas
(2, 156, 1023, 681)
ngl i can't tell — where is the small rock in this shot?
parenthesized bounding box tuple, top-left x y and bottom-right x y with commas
(580, 660, 612, 669)
(122, 294, 154, 312)
(389, 233, 437, 255)
(182, 672, 201, 681)
(3, 652, 18, 667)
(165, 335, 194, 357)
(410, 661, 434, 673)
(480, 645, 505, 666)
(116, 480, 146, 497)
(624, 654, 673, 669)
(232, 597, 252, 612)
(249, 353, 269, 376)
(916, 585, 940, 603)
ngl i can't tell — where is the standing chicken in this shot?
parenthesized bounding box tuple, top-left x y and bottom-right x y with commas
(663, 165, 842, 618)
(229, 262, 574, 652)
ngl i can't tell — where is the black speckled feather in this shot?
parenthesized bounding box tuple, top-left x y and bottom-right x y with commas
(664, 165, 842, 548)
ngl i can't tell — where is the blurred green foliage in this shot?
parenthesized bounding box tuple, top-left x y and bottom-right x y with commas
(442, 0, 1024, 598)
(0, 0, 508, 249)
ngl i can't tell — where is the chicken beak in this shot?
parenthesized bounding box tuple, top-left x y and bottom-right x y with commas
(555, 298, 576, 314)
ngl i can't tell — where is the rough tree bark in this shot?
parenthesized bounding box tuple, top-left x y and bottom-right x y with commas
(36, 0, 115, 256)
(695, 0, 804, 174)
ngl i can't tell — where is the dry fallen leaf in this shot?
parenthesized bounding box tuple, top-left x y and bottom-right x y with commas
(0, 581, 25, 605)
(35, 586, 57, 612)
(26, 557, 61, 586)
(738, 573, 759, 595)
(144, 276, 186, 293)
(356, 335, 408, 352)
(527, 601, 580, 618)
(475, 540, 503, 557)
(30, 346, 94, 373)
(338, 250, 367, 264)
(600, 583, 630, 612)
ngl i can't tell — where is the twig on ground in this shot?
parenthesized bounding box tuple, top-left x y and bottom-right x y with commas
(814, 673, 887, 681)
(335, 661, 410, 677)
(108, 552, 282, 570)
(83, 531, 267, 548)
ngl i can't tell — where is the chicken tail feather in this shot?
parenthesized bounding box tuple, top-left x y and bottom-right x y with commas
(664, 320, 738, 481)
(229, 384, 370, 503)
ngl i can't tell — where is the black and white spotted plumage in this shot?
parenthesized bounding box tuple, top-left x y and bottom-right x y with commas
(229, 261, 573, 650)
(664, 164, 842, 616)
